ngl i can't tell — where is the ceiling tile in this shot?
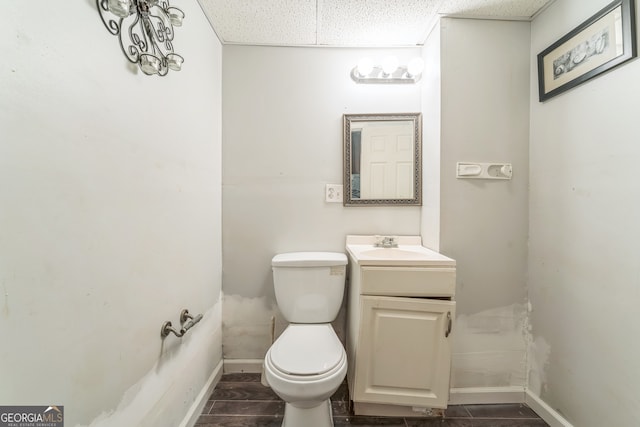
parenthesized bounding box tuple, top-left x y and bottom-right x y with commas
(438, 0, 552, 19)
(317, 0, 441, 46)
(197, 0, 555, 46)
(199, 0, 317, 45)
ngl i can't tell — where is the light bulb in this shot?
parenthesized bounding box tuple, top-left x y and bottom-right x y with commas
(167, 54, 183, 71)
(356, 57, 374, 77)
(167, 7, 184, 27)
(108, 0, 131, 18)
(407, 57, 425, 77)
(381, 55, 398, 76)
(139, 54, 161, 74)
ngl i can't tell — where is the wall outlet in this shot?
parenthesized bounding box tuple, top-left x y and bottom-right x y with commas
(325, 184, 343, 203)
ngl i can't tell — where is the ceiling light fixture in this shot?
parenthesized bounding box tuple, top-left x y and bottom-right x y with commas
(351, 56, 424, 84)
(97, 0, 185, 76)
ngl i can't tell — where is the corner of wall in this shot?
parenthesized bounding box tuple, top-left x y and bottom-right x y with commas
(420, 19, 442, 251)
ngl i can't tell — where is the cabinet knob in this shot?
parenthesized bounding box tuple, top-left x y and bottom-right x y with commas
(445, 312, 452, 338)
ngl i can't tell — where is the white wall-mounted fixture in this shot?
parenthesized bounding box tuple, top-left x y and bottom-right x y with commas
(97, 0, 185, 76)
(456, 162, 513, 180)
(351, 56, 424, 84)
(325, 184, 343, 203)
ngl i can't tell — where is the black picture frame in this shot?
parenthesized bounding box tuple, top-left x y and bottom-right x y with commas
(537, 0, 637, 102)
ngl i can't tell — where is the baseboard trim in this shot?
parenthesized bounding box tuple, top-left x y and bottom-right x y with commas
(449, 386, 526, 405)
(197, 364, 572, 427)
(449, 387, 573, 426)
(223, 358, 263, 373)
(525, 390, 573, 427)
(179, 359, 223, 427)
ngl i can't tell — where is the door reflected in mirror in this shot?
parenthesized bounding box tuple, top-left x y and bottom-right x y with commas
(343, 113, 422, 206)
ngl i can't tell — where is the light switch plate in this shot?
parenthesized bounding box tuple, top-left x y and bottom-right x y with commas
(325, 184, 343, 203)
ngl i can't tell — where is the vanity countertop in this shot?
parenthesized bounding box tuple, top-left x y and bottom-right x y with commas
(345, 235, 455, 267)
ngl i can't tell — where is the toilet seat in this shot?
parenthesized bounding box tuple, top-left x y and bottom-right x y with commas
(268, 324, 345, 377)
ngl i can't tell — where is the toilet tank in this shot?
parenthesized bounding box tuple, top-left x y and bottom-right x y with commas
(272, 252, 348, 323)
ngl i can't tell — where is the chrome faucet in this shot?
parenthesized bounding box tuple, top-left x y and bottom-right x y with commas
(374, 236, 398, 248)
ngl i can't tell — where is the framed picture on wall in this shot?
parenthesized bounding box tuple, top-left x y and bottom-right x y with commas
(537, 0, 637, 102)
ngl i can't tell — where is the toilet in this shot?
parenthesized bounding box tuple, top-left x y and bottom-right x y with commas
(264, 252, 348, 427)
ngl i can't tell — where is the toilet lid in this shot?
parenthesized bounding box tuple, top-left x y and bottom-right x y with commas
(269, 324, 344, 376)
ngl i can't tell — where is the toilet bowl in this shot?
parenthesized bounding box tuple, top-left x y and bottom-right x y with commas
(265, 252, 349, 427)
(265, 324, 347, 427)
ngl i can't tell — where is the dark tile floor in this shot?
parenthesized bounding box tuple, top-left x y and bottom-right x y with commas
(196, 373, 549, 427)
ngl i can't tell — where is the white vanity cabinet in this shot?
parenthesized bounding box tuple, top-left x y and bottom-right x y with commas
(345, 236, 456, 417)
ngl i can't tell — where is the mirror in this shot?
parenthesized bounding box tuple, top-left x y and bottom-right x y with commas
(343, 113, 422, 206)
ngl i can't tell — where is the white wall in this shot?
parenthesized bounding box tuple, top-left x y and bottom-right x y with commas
(221, 45, 422, 360)
(0, 2, 223, 426)
(423, 18, 531, 389)
(421, 22, 442, 252)
(529, 1, 640, 425)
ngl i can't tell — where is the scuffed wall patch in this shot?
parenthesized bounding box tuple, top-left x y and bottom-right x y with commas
(222, 294, 278, 359)
(452, 303, 529, 388)
(527, 335, 551, 396)
(79, 301, 223, 427)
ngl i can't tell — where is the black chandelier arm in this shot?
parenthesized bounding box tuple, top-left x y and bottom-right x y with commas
(141, 16, 168, 60)
(118, 14, 145, 64)
(147, 8, 177, 53)
(146, 15, 168, 46)
(97, 0, 122, 36)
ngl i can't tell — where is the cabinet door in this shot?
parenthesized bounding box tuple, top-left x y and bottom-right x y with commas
(354, 296, 455, 409)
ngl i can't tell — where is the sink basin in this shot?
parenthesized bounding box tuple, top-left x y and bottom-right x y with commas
(345, 238, 456, 266)
(359, 248, 429, 259)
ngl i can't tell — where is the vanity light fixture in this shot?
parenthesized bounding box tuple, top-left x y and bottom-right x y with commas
(97, 0, 185, 76)
(351, 56, 425, 84)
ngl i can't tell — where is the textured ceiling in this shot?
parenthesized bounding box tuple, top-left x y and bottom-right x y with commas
(198, 0, 554, 47)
